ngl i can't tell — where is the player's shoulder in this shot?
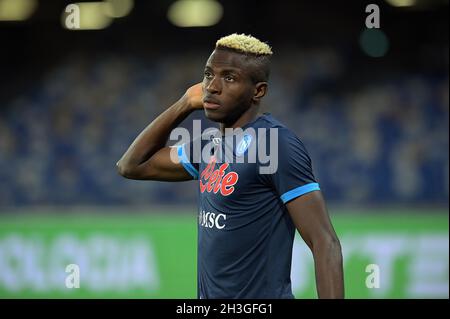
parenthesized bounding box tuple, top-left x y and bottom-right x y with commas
(255, 112, 286, 129)
(257, 113, 304, 144)
(259, 114, 313, 164)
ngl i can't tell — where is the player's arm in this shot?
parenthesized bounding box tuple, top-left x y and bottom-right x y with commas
(116, 83, 203, 181)
(286, 191, 344, 299)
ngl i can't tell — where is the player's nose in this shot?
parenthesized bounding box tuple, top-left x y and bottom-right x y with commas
(205, 76, 221, 94)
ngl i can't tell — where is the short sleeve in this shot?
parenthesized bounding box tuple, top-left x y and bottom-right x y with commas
(175, 128, 220, 181)
(268, 130, 320, 204)
(175, 138, 200, 180)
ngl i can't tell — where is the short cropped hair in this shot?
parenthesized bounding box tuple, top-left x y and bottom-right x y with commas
(216, 33, 273, 56)
(215, 33, 272, 83)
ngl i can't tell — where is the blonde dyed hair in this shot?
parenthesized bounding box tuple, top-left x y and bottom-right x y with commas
(216, 33, 273, 56)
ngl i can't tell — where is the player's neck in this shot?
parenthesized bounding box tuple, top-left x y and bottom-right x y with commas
(219, 106, 262, 135)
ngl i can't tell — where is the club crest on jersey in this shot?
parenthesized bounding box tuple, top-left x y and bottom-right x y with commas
(235, 134, 252, 156)
(200, 156, 239, 196)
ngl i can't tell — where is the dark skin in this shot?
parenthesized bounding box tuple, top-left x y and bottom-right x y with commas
(117, 48, 344, 298)
(201, 49, 267, 130)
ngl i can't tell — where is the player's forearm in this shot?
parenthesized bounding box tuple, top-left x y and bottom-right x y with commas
(312, 238, 344, 299)
(117, 96, 193, 173)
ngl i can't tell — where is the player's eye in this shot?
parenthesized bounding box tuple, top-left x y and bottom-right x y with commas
(204, 71, 213, 79)
(224, 75, 235, 82)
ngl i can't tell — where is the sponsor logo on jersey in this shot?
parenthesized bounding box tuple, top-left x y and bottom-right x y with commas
(198, 210, 226, 229)
(199, 156, 238, 196)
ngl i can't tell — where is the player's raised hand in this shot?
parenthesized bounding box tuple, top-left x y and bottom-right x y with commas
(184, 82, 204, 110)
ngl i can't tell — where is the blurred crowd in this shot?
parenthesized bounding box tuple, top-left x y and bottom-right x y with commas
(0, 49, 448, 207)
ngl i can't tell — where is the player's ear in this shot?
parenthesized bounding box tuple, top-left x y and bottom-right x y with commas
(252, 82, 268, 103)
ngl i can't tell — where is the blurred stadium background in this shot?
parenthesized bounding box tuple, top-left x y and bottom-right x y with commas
(0, 0, 448, 298)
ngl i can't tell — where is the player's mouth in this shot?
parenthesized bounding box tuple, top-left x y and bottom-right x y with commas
(203, 98, 221, 110)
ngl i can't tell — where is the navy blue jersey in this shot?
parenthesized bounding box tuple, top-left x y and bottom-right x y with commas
(176, 113, 320, 299)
